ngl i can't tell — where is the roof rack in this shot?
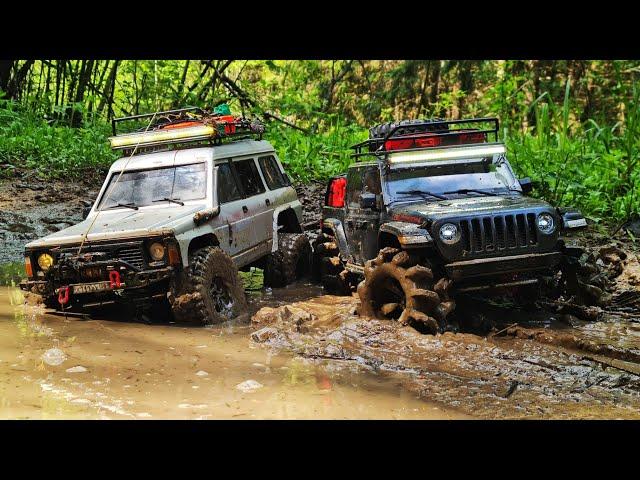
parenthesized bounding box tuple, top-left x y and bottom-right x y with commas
(108, 106, 265, 151)
(351, 117, 499, 161)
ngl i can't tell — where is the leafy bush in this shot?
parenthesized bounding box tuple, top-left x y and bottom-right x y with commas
(0, 99, 117, 179)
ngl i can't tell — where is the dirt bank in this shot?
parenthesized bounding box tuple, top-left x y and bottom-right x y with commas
(0, 178, 100, 264)
(250, 294, 640, 419)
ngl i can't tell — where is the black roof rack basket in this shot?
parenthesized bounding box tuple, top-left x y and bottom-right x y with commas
(351, 117, 500, 160)
(109, 106, 265, 152)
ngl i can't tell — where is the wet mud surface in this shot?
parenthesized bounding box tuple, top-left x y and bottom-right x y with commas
(0, 179, 99, 264)
(250, 294, 640, 419)
(1, 177, 639, 419)
(0, 286, 464, 419)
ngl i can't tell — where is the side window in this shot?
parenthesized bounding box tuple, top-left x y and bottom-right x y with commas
(258, 155, 289, 190)
(362, 167, 381, 195)
(217, 161, 242, 204)
(346, 167, 363, 207)
(232, 158, 266, 197)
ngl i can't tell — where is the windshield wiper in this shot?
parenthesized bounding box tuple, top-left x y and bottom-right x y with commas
(443, 188, 498, 197)
(110, 202, 138, 210)
(152, 197, 185, 206)
(397, 190, 447, 201)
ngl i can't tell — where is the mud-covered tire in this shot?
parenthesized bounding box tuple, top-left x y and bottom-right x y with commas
(263, 233, 311, 288)
(556, 248, 611, 307)
(171, 246, 248, 325)
(312, 232, 353, 295)
(368, 118, 448, 140)
(357, 247, 455, 334)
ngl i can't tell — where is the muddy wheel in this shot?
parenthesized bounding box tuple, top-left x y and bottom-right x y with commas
(312, 232, 353, 295)
(171, 246, 248, 325)
(264, 233, 311, 288)
(558, 248, 611, 307)
(357, 247, 455, 334)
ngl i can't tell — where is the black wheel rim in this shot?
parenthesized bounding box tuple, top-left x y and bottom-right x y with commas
(210, 277, 234, 319)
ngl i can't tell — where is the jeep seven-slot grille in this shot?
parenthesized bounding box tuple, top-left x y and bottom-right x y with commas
(459, 213, 537, 254)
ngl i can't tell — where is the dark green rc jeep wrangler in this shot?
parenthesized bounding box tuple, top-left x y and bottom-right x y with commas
(313, 118, 604, 333)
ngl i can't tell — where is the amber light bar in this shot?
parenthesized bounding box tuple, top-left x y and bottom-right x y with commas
(109, 124, 216, 150)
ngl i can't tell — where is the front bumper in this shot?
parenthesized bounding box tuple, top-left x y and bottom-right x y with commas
(445, 251, 562, 281)
(20, 264, 174, 307)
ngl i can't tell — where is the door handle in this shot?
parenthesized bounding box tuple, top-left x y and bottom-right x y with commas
(242, 205, 248, 213)
(265, 199, 271, 206)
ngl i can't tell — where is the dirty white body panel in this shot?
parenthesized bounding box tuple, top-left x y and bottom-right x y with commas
(26, 140, 303, 268)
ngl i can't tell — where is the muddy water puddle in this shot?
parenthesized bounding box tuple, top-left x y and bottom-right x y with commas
(0, 286, 464, 419)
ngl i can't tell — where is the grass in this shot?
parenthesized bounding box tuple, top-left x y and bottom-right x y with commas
(0, 99, 117, 179)
(0, 92, 637, 224)
(0, 262, 25, 286)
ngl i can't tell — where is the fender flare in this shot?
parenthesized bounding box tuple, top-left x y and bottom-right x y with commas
(379, 221, 433, 249)
(322, 218, 350, 258)
(271, 202, 303, 252)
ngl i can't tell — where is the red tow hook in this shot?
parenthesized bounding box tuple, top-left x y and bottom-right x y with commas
(58, 286, 70, 306)
(109, 270, 122, 288)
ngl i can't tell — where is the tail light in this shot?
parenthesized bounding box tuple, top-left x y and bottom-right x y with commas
(327, 177, 347, 208)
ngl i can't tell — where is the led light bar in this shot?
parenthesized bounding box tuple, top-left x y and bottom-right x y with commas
(109, 124, 216, 150)
(387, 143, 506, 164)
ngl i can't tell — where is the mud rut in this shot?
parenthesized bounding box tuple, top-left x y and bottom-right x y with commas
(3, 178, 640, 418)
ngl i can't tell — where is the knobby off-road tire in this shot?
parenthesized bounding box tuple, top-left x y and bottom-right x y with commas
(357, 247, 455, 334)
(171, 246, 248, 325)
(312, 232, 354, 295)
(368, 118, 448, 140)
(263, 233, 312, 288)
(556, 248, 611, 307)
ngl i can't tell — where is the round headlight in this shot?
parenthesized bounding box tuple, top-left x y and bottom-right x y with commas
(149, 242, 166, 261)
(37, 253, 54, 271)
(537, 213, 555, 234)
(439, 223, 460, 244)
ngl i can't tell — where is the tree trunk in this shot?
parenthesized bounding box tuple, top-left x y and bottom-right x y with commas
(0, 60, 14, 97)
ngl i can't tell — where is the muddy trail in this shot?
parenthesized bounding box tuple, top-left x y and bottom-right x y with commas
(0, 285, 466, 419)
(1, 176, 640, 419)
(0, 178, 101, 264)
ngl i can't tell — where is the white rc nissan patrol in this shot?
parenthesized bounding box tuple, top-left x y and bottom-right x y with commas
(20, 107, 310, 324)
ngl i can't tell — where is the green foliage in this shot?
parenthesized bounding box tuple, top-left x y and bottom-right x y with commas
(506, 83, 640, 222)
(0, 262, 25, 286)
(265, 117, 366, 182)
(1, 60, 639, 223)
(0, 99, 117, 179)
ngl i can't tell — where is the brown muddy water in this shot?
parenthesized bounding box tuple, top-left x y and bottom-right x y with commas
(0, 285, 466, 420)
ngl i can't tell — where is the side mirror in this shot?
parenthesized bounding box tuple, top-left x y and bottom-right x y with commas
(519, 177, 533, 194)
(359, 192, 377, 209)
(81, 200, 93, 219)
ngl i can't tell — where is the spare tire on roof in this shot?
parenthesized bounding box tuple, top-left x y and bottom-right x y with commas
(368, 118, 449, 140)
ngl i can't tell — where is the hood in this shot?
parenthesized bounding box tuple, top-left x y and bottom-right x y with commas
(26, 203, 205, 249)
(389, 195, 552, 222)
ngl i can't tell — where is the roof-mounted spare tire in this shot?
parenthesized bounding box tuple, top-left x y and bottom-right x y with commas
(368, 118, 450, 140)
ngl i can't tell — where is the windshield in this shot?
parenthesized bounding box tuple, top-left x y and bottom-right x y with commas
(98, 162, 207, 210)
(385, 156, 519, 204)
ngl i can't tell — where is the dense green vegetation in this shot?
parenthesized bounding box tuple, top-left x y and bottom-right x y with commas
(0, 60, 638, 223)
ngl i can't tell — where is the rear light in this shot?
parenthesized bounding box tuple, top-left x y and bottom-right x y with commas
(327, 177, 347, 208)
(24, 257, 33, 278)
